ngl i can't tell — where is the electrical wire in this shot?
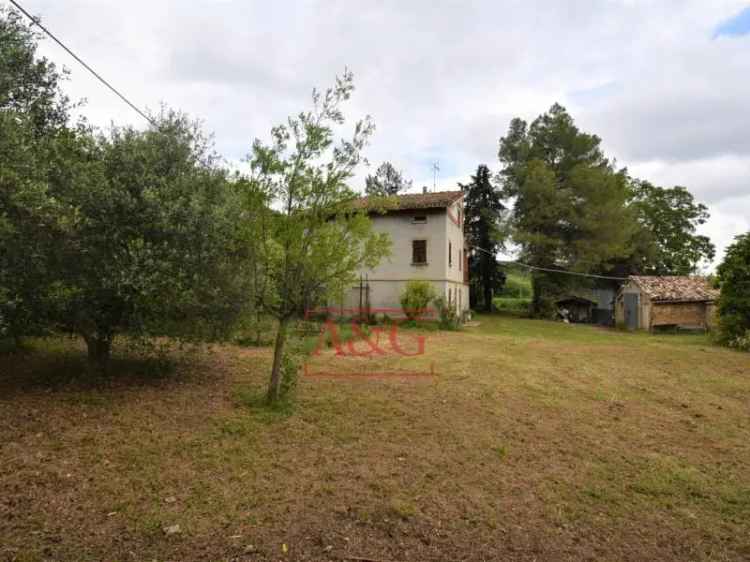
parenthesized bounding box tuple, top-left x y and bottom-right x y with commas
(8, 0, 156, 127)
(471, 245, 628, 281)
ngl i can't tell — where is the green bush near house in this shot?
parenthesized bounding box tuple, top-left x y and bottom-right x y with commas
(433, 296, 460, 330)
(400, 280, 437, 321)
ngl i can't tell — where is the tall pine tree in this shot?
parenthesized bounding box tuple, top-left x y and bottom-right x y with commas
(365, 161, 412, 195)
(460, 164, 505, 311)
(498, 104, 635, 316)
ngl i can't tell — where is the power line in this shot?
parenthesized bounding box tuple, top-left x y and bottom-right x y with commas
(513, 262, 627, 281)
(471, 245, 628, 281)
(8, 0, 156, 127)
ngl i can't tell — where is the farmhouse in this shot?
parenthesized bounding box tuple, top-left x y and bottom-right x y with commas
(336, 190, 470, 318)
(615, 275, 719, 331)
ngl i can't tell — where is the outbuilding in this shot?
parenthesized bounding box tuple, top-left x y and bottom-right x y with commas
(615, 276, 719, 331)
(556, 296, 596, 323)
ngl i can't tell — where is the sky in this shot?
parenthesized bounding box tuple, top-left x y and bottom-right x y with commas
(15, 0, 750, 270)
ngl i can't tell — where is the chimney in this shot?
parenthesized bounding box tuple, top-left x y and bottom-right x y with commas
(422, 185, 428, 194)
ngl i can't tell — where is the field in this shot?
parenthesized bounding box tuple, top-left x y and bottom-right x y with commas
(2, 316, 750, 561)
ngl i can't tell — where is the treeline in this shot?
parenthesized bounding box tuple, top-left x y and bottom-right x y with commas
(0, 8, 390, 400)
(463, 104, 715, 315)
(463, 104, 749, 348)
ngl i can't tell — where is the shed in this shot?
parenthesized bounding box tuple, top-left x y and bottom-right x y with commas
(615, 276, 719, 331)
(556, 296, 596, 323)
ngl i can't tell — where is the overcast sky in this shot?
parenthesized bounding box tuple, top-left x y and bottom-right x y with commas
(18, 0, 750, 270)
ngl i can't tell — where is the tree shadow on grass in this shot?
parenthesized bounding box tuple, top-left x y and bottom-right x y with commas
(0, 336, 205, 399)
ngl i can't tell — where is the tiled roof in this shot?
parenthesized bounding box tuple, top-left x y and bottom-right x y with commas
(351, 190, 463, 212)
(630, 276, 719, 303)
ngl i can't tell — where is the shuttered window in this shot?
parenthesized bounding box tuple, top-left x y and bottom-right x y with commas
(412, 240, 427, 264)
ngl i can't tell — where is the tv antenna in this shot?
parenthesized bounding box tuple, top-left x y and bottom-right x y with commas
(432, 161, 440, 191)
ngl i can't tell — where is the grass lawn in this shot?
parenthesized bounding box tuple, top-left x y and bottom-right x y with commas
(2, 316, 750, 561)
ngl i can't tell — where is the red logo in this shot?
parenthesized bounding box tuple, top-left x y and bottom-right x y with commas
(303, 307, 436, 379)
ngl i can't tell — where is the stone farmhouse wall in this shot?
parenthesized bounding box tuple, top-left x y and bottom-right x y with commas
(651, 301, 711, 329)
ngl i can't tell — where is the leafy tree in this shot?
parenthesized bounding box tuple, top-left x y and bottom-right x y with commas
(247, 70, 391, 403)
(0, 6, 71, 134)
(0, 113, 63, 345)
(716, 233, 750, 348)
(626, 180, 715, 275)
(0, 6, 73, 346)
(365, 161, 412, 195)
(50, 112, 251, 370)
(498, 104, 635, 316)
(459, 164, 506, 311)
(234, 176, 279, 346)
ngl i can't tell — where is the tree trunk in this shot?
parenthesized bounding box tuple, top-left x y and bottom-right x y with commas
(266, 317, 289, 404)
(13, 334, 23, 351)
(84, 334, 112, 374)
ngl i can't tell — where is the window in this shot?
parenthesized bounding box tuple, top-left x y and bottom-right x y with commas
(412, 240, 427, 264)
(412, 215, 427, 224)
(459, 249, 462, 271)
(449, 241, 452, 268)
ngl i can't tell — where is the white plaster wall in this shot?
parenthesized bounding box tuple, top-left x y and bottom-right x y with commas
(363, 211, 447, 280)
(334, 197, 471, 317)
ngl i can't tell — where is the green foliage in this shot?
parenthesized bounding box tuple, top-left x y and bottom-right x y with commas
(433, 296, 460, 330)
(246, 70, 391, 402)
(279, 335, 306, 397)
(460, 164, 506, 311)
(492, 297, 531, 314)
(498, 268, 532, 298)
(498, 104, 636, 316)
(364, 161, 412, 196)
(626, 180, 715, 275)
(0, 7, 73, 343)
(0, 6, 71, 133)
(53, 112, 250, 370)
(717, 233, 750, 349)
(400, 280, 436, 321)
(2, 9, 251, 369)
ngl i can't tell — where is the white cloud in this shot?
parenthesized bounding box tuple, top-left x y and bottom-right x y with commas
(22, 0, 750, 269)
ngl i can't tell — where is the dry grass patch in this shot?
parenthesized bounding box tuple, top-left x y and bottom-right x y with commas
(1, 317, 750, 561)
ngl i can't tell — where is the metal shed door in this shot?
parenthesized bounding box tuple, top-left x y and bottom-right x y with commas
(624, 293, 639, 330)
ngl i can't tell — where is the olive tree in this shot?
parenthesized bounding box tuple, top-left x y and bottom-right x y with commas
(0, 6, 72, 346)
(247, 70, 391, 403)
(52, 112, 251, 370)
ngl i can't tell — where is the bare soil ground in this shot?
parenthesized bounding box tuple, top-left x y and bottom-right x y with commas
(2, 316, 750, 561)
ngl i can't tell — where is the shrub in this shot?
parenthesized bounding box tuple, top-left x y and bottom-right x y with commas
(433, 296, 460, 330)
(728, 330, 750, 352)
(717, 233, 750, 347)
(400, 280, 436, 321)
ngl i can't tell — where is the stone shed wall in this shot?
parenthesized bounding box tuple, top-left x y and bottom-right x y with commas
(650, 302, 709, 329)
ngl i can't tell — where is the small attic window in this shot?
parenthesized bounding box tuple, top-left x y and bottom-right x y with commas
(412, 215, 427, 224)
